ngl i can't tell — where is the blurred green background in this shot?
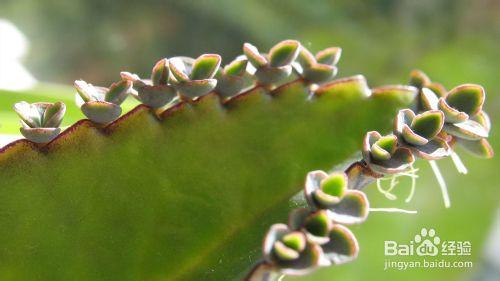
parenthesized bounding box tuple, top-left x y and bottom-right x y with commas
(0, 0, 498, 280)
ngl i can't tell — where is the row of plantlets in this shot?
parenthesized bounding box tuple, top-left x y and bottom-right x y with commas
(5, 40, 493, 281)
(13, 40, 342, 142)
(245, 75, 493, 279)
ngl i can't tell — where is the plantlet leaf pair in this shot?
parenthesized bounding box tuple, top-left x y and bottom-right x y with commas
(75, 79, 132, 124)
(214, 57, 249, 98)
(394, 109, 449, 159)
(293, 46, 341, 84)
(304, 171, 369, 224)
(120, 58, 176, 108)
(362, 131, 415, 174)
(244, 40, 300, 85)
(13, 101, 66, 143)
(169, 54, 222, 100)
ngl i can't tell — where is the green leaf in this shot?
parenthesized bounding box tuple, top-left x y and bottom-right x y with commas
(445, 84, 485, 116)
(190, 54, 221, 80)
(402, 124, 428, 146)
(81, 100, 122, 124)
(169, 57, 191, 83)
(438, 98, 469, 123)
(42, 101, 66, 128)
(282, 232, 307, 252)
(408, 138, 450, 160)
(137, 85, 176, 108)
(456, 138, 494, 158)
(471, 110, 491, 133)
(214, 75, 246, 98)
(444, 119, 489, 140)
(304, 211, 331, 238)
(13, 101, 42, 128)
(374, 135, 397, 155)
(320, 173, 347, 198)
(327, 190, 369, 225)
(269, 40, 300, 67)
(254, 66, 292, 85)
(176, 79, 217, 99)
(243, 43, 267, 68)
(427, 82, 447, 97)
(105, 80, 132, 105)
(410, 110, 444, 140)
(224, 58, 248, 76)
(315, 47, 341, 65)
(303, 64, 337, 84)
(408, 69, 431, 89)
(321, 225, 358, 265)
(151, 58, 170, 86)
(74, 80, 98, 102)
(20, 127, 61, 143)
(0, 80, 412, 280)
(296, 47, 316, 68)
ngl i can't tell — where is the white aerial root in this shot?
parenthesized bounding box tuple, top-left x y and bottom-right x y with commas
(376, 166, 419, 202)
(429, 160, 451, 208)
(376, 176, 398, 200)
(404, 165, 418, 203)
(450, 150, 468, 174)
(370, 208, 418, 214)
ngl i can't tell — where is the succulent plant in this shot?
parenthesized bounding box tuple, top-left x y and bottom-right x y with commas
(13, 101, 66, 143)
(438, 85, 488, 137)
(362, 131, 415, 174)
(262, 224, 322, 276)
(1, 40, 494, 281)
(74, 79, 132, 124)
(214, 57, 249, 98)
(394, 109, 449, 159)
(303, 171, 369, 224)
(168, 54, 221, 100)
(427, 84, 492, 158)
(243, 40, 300, 85)
(293, 46, 341, 84)
(120, 58, 176, 108)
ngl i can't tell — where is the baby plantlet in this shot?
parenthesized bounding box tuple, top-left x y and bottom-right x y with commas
(13, 101, 66, 143)
(439, 85, 488, 139)
(304, 171, 369, 224)
(261, 224, 322, 275)
(394, 109, 449, 159)
(293, 46, 341, 84)
(362, 131, 415, 174)
(74, 79, 132, 124)
(215, 57, 249, 98)
(120, 58, 176, 108)
(169, 54, 221, 100)
(244, 40, 300, 85)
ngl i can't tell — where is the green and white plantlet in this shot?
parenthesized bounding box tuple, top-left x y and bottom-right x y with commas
(13, 101, 66, 143)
